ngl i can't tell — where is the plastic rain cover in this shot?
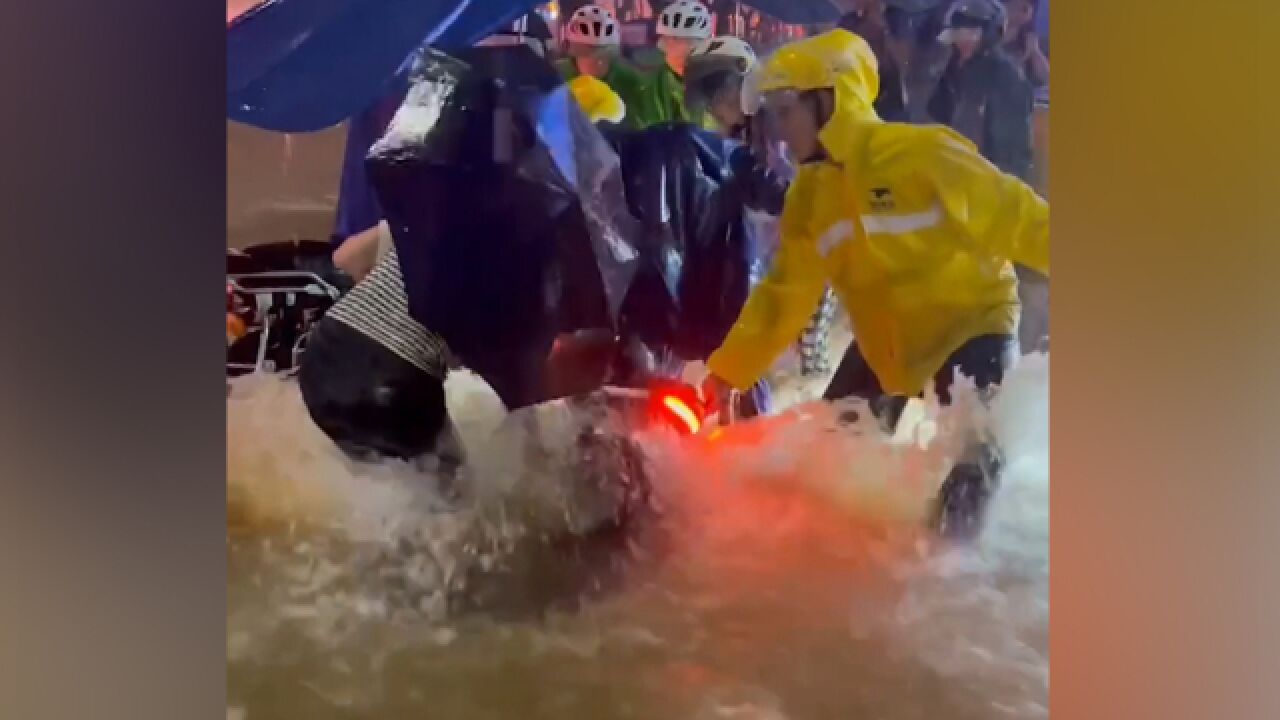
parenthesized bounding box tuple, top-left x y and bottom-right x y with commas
(366, 45, 641, 411)
(608, 125, 781, 363)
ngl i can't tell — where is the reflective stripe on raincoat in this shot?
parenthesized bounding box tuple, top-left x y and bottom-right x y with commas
(708, 35, 1048, 397)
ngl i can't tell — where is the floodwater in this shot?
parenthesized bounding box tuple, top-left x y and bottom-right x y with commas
(227, 354, 1049, 720)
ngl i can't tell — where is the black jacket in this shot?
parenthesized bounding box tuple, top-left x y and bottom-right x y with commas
(603, 124, 787, 362)
(837, 12, 909, 122)
(928, 46, 1034, 180)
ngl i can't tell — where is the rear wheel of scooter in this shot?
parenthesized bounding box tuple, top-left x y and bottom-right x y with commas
(930, 445, 1003, 541)
(569, 426, 653, 538)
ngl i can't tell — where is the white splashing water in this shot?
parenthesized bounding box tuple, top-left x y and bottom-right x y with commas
(227, 354, 1048, 719)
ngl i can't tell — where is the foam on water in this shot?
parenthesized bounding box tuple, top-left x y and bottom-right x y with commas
(227, 354, 1049, 718)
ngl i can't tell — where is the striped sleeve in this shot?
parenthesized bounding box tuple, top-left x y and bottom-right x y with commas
(325, 247, 450, 377)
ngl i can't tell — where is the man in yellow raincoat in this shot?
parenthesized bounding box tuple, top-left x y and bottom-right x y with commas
(702, 29, 1049, 538)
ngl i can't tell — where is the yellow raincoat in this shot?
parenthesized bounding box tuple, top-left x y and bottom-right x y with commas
(567, 74, 627, 125)
(708, 30, 1049, 396)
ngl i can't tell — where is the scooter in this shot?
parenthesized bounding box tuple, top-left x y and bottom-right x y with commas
(545, 332, 722, 540)
(226, 247, 343, 378)
(442, 333, 723, 619)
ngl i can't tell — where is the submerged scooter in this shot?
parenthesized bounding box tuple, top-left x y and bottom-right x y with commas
(542, 330, 721, 539)
(442, 331, 719, 619)
(226, 242, 345, 378)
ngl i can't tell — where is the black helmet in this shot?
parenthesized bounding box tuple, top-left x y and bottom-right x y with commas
(938, 0, 1006, 44)
(481, 11, 554, 55)
(490, 11, 554, 42)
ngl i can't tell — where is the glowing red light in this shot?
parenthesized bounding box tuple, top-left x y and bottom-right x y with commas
(660, 394, 702, 435)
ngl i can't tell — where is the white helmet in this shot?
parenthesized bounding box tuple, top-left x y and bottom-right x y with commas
(688, 36, 756, 71)
(565, 4, 621, 47)
(684, 37, 757, 116)
(657, 0, 713, 40)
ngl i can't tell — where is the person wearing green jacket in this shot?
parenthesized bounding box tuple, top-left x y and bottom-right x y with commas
(555, 1, 717, 129)
(647, 0, 715, 128)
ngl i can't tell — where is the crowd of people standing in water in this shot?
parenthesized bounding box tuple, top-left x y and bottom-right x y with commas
(299, 0, 1049, 538)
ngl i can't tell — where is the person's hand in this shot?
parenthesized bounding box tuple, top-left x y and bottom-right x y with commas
(699, 374, 737, 420)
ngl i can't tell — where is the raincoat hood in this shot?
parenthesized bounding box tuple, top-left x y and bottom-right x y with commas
(816, 31, 885, 161)
(751, 30, 884, 163)
(755, 29, 882, 125)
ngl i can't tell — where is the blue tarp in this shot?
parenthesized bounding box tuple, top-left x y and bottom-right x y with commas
(330, 89, 405, 246)
(226, 0, 857, 133)
(228, 0, 541, 132)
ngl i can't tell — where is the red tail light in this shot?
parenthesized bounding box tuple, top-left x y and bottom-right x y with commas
(647, 380, 706, 436)
(660, 394, 702, 435)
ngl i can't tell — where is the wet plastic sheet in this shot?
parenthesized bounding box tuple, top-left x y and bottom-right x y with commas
(608, 126, 777, 363)
(366, 46, 777, 408)
(367, 45, 641, 410)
